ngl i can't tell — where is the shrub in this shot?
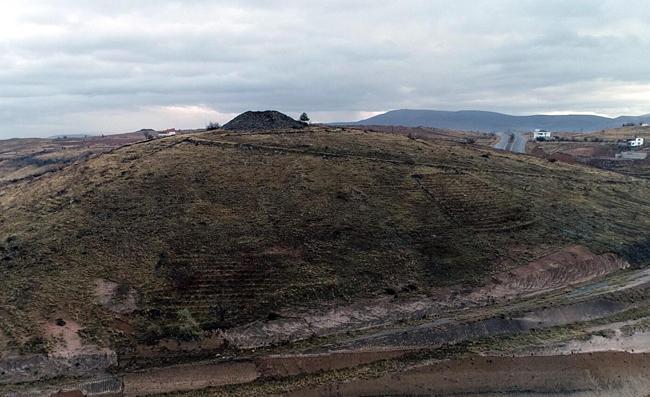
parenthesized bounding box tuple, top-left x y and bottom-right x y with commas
(168, 266, 194, 290)
(173, 309, 201, 340)
(206, 121, 220, 131)
(20, 336, 48, 354)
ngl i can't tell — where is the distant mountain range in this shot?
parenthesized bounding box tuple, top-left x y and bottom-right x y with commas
(49, 133, 97, 139)
(346, 110, 650, 133)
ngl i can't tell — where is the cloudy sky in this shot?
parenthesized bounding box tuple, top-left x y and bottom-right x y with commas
(2, 0, 650, 138)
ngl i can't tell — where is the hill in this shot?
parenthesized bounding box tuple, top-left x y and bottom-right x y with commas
(0, 133, 146, 186)
(1, 126, 649, 392)
(350, 109, 650, 133)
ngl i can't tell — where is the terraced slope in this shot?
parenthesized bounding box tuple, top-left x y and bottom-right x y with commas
(0, 127, 649, 358)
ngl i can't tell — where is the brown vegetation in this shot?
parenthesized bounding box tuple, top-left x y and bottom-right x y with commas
(0, 126, 649, 387)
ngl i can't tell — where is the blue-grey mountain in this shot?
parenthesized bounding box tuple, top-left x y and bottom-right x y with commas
(352, 110, 650, 132)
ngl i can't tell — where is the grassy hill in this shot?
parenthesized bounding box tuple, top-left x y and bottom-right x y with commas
(1, 126, 649, 355)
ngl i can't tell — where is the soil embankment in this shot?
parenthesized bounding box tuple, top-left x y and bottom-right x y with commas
(123, 361, 258, 396)
(473, 245, 630, 300)
(340, 298, 630, 350)
(286, 352, 650, 397)
(121, 350, 406, 396)
(224, 246, 630, 350)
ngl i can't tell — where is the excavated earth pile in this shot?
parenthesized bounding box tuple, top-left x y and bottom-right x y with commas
(222, 111, 306, 131)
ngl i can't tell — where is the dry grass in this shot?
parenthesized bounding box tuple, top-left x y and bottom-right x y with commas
(0, 126, 649, 355)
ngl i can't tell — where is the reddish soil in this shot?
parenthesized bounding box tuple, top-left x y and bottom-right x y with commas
(530, 147, 578, 164)
(134, 332, 225, 358)
(256, 350, 407, 378)
(42, 319, 85, 358)
(562, 146, 611, 157)
(221, 245, 628, 351)
(287, 352, 650, 397)
(94, 278, 138, 314)
(123, 361, 258, 396)
(121, 350, 407, 396)
(51, 391, 84, 397)
(473, 245, 629, 300)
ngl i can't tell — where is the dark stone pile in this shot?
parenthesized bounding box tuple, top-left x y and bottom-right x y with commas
(222, 111, 306, 131)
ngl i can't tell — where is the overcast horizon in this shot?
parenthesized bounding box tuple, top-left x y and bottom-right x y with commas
(2, 1, 650, 138)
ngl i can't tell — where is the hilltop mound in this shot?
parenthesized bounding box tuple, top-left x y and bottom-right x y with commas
(0, 126, 649, 361)
(222, 110, 306, 131)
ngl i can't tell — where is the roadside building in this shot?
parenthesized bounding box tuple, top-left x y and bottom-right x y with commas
(158, 129, 177, 137)
(532, 129, 552, 140)
(627, 137, 644, 147)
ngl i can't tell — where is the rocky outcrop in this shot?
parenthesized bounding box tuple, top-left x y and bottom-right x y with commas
(0, 349, 116, 385)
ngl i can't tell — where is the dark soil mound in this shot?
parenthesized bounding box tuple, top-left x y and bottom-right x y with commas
(222, 111, 306, 131)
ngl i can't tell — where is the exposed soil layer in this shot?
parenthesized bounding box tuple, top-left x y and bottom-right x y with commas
(123, 361, 258, 396)
(94, 279, 137, 314)
(121, 350, 405, 396)
(339, 298, 629, 350)
(287, 352, 650, 397)
(222, 111, 305, 131)
(536, 330, 650, 355)
(474, 245, 630, 300)
(223, 246, 631, 350)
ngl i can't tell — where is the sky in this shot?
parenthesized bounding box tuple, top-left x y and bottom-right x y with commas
(1, 0, 650, 138)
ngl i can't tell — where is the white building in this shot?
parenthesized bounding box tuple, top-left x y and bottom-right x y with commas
(533, 129, 552, 140)
(641, 123, 649, 127)
(158, 129, 177, 137)
(627, 137, 644, 147)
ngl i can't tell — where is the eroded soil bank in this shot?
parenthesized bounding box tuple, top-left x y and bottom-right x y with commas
(285, 352, 650, 397)
(121, 350, 407, 396)
(3, 253, 647, 397)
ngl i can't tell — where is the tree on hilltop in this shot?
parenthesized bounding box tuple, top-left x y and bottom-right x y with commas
(300, 112, 310, 123)
(206, 121, 220, 131)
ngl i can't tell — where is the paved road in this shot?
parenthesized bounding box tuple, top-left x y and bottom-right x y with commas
(511, 132, 528, 153)
(493, 131, 527, 153)
(493, 132, 511, 150)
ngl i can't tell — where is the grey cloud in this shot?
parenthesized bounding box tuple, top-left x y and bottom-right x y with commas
(1, 0, 650, 137)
